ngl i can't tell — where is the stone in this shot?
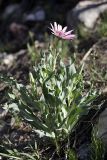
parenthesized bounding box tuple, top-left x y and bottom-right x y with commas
(0, 108, 7, 119)
(2, 4, 20, 20)
(77, 143, 90, 160)
(3, 54, 15, 66)
(24, 6, 45, 23)
(97, 106, 107, 146)
(67, 0, 107, 29)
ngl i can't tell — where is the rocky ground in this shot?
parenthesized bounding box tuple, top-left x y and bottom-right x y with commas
(0, 0, 107, 159)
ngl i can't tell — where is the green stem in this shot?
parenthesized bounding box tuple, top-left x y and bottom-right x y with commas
(54, 133, 60, 156)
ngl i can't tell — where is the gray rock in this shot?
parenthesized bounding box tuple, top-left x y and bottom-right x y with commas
(2, 4, 20, 20)
(98, 107, 107, 146)
(24, 6, 45, 22)
(2, 54, 15, 67)
(67, 0, 107, 29)
(77, 143, 90, 160)
(0, 108, 7, 119)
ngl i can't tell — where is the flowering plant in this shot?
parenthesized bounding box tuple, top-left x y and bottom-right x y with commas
(1, 23, 97, 152)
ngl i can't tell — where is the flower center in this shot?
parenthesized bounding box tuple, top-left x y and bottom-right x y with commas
(57, 31, 62, 37)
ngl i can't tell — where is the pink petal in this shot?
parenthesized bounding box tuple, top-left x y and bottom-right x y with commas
(64, 30, 73, 36)
(63, 34, 75, 40)
(49, 27, 55, 33)
(58, 24, 62, 31)
(50, 23, 54, 31)
(62, 26, 67, 33)
(54, 22, 57, 31)
(51, 32, 58, 36)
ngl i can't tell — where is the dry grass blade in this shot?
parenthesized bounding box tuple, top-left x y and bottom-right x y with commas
(81, 45, 95, 64)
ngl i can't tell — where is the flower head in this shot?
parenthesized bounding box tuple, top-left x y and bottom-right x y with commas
(49, 22, 75, 40)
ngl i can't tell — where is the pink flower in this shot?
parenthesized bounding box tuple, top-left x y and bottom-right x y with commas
(49, 22, 75, 40)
